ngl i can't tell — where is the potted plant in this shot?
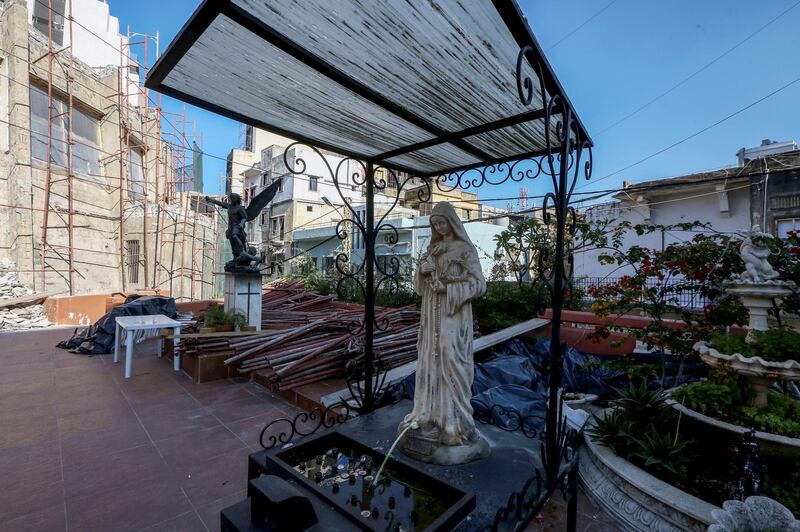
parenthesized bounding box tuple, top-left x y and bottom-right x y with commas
(204, 304, 248, 332)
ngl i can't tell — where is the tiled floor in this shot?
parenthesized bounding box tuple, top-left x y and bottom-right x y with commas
(0, 328, 303, 531)
(1, 327, 618, 532)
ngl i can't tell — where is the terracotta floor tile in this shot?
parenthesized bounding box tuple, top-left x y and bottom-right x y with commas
(57, 403, 138, 438)
(3, 503, 67, 532)
(140, 407, 221, 442)
(141, 510, 207, 531)
(65, 470, 192, 532)
(196, 489, 248, 532)
(224, 410, 289, 449)
(206, 394, 276, 424)
(62, 443, 169, 500)
(60, 421, 151, 463)
(0, 468, 64, 522)
(0, 407, 59, 449)
(156, 426, 247, 471)
(176, 447, 250, 507)
(187, 385, 254, 407)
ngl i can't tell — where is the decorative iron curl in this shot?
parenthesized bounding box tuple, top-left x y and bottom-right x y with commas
(435, 157, 544, 193)
(258, 401, 351, 450)
(474, 404, 546, 440)
(480, 409, 579, 531)
(516, 45, 546, 108)
(343, 360, 391, 414)
(482, 470, 544, 532)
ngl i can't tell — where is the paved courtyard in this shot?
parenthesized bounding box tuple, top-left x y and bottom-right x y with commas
(1, 328, 615, 531)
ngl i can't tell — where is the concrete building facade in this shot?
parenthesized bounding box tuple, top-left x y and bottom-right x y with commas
(574, 145, 800, 280)
(0, 0, 216, 299)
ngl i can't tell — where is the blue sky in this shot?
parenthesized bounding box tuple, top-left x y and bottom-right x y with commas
(111, 0, 800, 205)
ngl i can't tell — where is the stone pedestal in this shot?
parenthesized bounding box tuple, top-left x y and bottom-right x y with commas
(398, 427, 490, 466)
(725, 281, 795, 341)
(223, 273, 262, 331)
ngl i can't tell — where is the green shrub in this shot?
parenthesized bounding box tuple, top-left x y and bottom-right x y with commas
(588, 384, 693, 481)
(740, 394, 800, 437)
(710, 328, 800, 363)
(674, 379, 800, 437)
(586, 408, 633, 456)
(613, 381, 672, 427)
(203, 304, 248, 329)
(629, 429, 693, 477)
(672, 376, 753, 416)
(472, 281, 548, 333)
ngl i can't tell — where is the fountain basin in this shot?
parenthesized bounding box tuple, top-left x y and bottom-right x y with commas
(261, 429, 475, 531)
(579, 416, 718, 531)
(666, 398, 800, 458)
(694, 341, 800, 408)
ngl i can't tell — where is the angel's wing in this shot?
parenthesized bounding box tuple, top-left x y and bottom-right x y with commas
(245, 178, 282, 221)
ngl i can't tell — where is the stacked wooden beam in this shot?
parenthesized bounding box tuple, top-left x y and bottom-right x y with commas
(226, 279, 420, 391)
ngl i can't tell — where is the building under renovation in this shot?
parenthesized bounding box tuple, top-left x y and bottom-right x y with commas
(0, 0, 217, 300)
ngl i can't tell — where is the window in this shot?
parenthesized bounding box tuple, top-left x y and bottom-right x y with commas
(352, 210, 366, 250)
(306, 205, 313, 212)
(324, 256, 334, 273)
(128, 148, 145, 198)
(777, 218, 800, 239)
(270, 216, 285, 240)
(309, 176, 318, 192)
(261, 172, 270, 186)
(125, 239, 140, 284)
(259, 212, 267, 225)
(30, 84, 102, 177)
(32, 0, 65, 46)
(275, 177, 283, 193)
(244, 125, 254, 152)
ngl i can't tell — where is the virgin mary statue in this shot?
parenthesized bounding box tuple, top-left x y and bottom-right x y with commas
(398, 202, 490, 465)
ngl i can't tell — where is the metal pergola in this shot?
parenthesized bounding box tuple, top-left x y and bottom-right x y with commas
(147, 1, 594, 529)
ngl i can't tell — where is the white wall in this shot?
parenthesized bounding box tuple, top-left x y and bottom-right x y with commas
(27, 0, 140, 103)
(574, 185, 752, 280)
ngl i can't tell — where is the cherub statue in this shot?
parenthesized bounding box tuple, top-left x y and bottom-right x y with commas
(205, 178, 281, 273)
(737, 224, 780, 283)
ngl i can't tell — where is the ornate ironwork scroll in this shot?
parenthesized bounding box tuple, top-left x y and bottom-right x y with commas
(259, 401, 351, 450)
(283, 143, 369, 305)
(473, 404, 546, 440)
(481, 413, 579, 532)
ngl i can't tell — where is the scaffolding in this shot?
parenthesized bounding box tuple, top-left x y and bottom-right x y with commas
(19, 0, 217, 300)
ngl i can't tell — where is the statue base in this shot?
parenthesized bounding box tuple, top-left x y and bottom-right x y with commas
(725, 280, 795, 341)
(223, 272, 263, 331)
(398, 429, 490, 466)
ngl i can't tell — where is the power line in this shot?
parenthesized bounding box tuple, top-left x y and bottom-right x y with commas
(545, 0, 619, 51)
(578, 74, 800, 191)
(594, 0, 800, 137)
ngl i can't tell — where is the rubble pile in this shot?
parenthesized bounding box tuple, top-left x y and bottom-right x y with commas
(0, 266, 51, 331)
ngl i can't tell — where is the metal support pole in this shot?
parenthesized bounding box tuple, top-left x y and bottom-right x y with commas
(566, 461, 578, 532)
(545, 105, 573, 484)
(363, 160, 376, 412)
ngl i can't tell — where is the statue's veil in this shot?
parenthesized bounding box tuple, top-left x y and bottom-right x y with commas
(427, 202, 473, 251)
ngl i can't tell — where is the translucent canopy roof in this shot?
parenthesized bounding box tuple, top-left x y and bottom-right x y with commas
(146, 0, 591, 177)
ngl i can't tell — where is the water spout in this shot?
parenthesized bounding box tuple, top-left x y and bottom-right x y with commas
(373, 420, 418, 486)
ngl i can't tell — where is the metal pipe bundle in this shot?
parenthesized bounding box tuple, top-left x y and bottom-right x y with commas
(225, 279, 421, 391)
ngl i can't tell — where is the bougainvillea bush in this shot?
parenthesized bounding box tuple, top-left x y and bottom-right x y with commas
(585, 222, 799, 385)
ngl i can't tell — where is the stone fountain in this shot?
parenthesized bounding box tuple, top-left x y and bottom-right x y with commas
(695, 225, 798, 408)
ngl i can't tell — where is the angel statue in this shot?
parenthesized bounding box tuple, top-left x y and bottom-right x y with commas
(205, 178, 281, 273)
(398, 201, 490, 465)
(737, 224, 780, 283)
